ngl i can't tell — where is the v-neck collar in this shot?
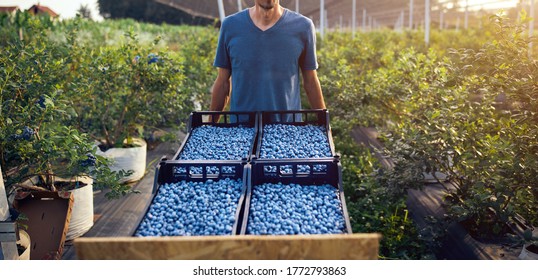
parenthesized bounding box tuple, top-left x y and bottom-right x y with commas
(246, 8, 287, 33)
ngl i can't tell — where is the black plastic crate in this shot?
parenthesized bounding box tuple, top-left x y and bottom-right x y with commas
(255, 109, 336, 160)
(132, 160, 250, 236)
(241, 159, 352, 235)
(173, 111, 258, 161)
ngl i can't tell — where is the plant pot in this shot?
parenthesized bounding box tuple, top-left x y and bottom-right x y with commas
(14, 191, 74, 259)
(17, 229, 31, 260)
(96, 138, 147, 183)
(63, 176, 94, 241)
(519, 244, 538, 260)
(13, 176, 94, 241)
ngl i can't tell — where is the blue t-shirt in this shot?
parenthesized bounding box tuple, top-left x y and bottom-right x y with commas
(214, 8, 318, 112)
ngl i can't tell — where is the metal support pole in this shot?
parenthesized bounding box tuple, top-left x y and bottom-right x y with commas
(530, 0, 535, 56)
(463, 0, 469, 29)
(324, 9, 331, 31)
(409, 0, 414, 29)
(440, 10, 444, 30)
(237, 0, 242, 12)
(425, 0, 430, 45)
(363, 9, 367, 31)
(296, 0, 300, 13)
(352, 0, 356, 37)
(401, 10, 405, 31)
(218, 0, 226, 22)
(320, 0, 325, 38)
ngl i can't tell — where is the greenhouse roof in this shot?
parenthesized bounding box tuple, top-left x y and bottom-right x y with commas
(154, 0, 525, 29)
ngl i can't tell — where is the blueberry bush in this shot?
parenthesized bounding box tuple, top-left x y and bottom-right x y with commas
(0, 16, 130, 198)
(65, 24, 191, 149)
(315, 14, 538, 257)
(372, 15, 538, 237)
(320, 13, 537, 256)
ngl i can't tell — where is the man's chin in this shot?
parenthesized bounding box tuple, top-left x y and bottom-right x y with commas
(258, 1, 276, 10)
(260, 4, 275, 10)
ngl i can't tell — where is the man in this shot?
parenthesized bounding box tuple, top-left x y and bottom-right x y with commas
(210, 0, 326, 113)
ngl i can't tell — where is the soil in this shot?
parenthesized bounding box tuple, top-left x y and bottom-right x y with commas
(98, 143, 140, 152)
(51, 181, 88, 191)
(526, 244, 538, 254)
(17, 244, 27, 256)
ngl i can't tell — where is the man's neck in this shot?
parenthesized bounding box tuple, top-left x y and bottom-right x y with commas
(249, 4, 283, 31)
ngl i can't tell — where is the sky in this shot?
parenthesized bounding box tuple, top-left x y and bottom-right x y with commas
(0, 0, 523, 21)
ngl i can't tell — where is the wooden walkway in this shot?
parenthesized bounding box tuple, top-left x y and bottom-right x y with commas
(61, 134, 183, 260)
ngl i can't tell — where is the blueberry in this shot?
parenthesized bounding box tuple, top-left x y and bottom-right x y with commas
(21, 127, 35, 141)
(9, 134, 22, 141)
(147, 53, 159, 64)
(80, 153, 97, 167)
(37, 95, 47, 109)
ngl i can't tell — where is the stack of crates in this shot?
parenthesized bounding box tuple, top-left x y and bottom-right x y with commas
(133, 110, 351, 237)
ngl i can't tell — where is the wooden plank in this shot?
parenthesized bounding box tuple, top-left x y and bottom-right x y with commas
(351, 127, 394, 169)
(407, 183, 520, 259)
(74, 233, 381, 260)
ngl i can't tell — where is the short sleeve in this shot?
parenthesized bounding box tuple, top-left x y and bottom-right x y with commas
(300, 19, 318, 71)
(213, 19, 231, 69)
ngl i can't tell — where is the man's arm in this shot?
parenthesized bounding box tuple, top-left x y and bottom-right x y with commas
(210, 67, 232, 111)
(302, 69, 326, 109)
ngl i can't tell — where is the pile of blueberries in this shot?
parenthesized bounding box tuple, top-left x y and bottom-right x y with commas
(178, 125, 255, 160)
(246, 183, 346, 235)
(135, 178, 243, 236)
(259, 124, 332, 159)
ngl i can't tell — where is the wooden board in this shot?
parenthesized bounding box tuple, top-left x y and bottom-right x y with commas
(74, 233, 380, 260)
(407, 184, 520, 260)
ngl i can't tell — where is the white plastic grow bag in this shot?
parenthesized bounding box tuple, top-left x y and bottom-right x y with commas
(96, 138, 147, 183)
(65, 176, 94, 241)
